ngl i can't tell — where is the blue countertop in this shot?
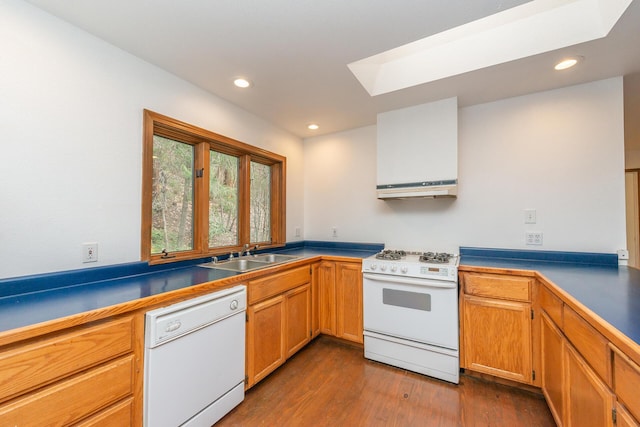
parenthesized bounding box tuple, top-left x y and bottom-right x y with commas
(0, 241, 382, 333)
(3, 243, 640, 351)
(0, 265, 236, 332)
(460, 248, 640, 347)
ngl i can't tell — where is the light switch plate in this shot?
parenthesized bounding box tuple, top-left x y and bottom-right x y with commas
(82, 243, 98, 263)
(524, 209, 537, 224)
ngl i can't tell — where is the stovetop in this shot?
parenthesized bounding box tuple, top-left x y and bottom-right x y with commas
(363, 249, 459, 281)
(374, 250, 456, 264)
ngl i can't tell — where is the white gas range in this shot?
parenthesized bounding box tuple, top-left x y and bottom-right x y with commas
(362, 249, 460, 384)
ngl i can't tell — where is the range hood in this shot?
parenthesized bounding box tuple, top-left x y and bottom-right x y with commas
(376, 97, 458, 199)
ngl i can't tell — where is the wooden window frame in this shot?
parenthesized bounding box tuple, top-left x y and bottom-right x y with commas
(141, 109, 286, 264)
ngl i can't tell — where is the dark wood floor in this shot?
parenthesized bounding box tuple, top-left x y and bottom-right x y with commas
(217, 336, 555, 426)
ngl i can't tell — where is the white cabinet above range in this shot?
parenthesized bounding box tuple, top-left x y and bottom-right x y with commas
(376, 97, 458, 199)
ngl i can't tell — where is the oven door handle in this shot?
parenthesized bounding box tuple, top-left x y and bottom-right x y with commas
(362, 273, 457, 289)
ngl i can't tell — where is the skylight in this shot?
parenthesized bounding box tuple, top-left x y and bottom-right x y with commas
(348, 0, 633, 96)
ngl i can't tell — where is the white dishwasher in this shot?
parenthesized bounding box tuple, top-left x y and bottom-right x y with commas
(144, 285, 246, 427)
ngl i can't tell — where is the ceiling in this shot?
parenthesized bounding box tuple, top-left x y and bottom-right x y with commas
(25, 0, 640, 139)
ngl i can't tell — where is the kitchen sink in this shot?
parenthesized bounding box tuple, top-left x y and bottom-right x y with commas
(199, 253, 301, 273)
(252, 254, 300, 263)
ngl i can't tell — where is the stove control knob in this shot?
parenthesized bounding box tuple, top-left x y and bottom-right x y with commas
(401, 266, 408, 274)
(390, 265, 397, 272)
(369, 264, 377, 271)
(380, 264, 387, 271)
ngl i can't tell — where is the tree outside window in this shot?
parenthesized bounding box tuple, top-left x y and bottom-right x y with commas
(141, 110, 286, 264)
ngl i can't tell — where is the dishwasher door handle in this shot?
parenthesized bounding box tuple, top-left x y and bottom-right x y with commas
(165, 321, 182, 333)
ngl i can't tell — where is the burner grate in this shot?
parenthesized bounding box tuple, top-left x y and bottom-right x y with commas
(375, 250, 406, 260)
(419, 252, 453, 264)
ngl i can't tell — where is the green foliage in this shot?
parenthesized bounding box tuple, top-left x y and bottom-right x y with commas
(151, 136, 194, 253)
(150, 137, 273, 254)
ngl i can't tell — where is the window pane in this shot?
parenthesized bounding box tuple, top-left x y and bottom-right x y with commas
(250, 161, 271, 243)
(151, 136, 194, 253)
(209, 151, 239, 247)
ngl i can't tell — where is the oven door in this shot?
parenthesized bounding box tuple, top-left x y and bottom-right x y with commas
(363, 272, 458, 350)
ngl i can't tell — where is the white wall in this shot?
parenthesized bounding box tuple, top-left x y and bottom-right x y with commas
(0, 0, 304, 279)
(304, 78, 626, 253)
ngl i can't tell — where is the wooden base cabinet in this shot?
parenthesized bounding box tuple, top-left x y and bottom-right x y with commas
(285, 284, 312, 358)
(317, 260, 363, 344)
(460, 272, 534, 384)
(541, 312, 565, 426)
(565, 343, 614, 427)
(246, 266, 312, 389)
(540, 284, 619, 427)
(335, 262, 363, 344)
(317, 261, 337, 336)
(616, 402, 640, 427)
(0, 315, 141, 426)
(612, 345, 640, 425)
(246, 294, 286, 387)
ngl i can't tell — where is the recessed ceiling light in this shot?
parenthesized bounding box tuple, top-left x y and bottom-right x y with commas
(233, 78, 251, 88)
(554, 57, 582, 71)
(307, 124, 319, 130)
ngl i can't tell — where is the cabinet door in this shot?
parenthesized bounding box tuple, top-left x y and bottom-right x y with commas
(541, 312, 565, 426)
(246, 295, 286, 387)
(462, 295, 532, 383)
(311, 263, 321, 338)
(612, 345, 640, 422)
(285, 284, 311, 358)
(565, 343, 614, 427)
(616, 402, 640, 427)
(335, 262, 363, 344)
(318, 261, 337, 336)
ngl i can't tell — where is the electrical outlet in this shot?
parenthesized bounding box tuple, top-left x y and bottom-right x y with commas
(524, 209, 537, 224)
(617, 249, 629, 260)
(83, 243, 98, 263)
(331, 227, 338, 238)
(295, 227, 301, 238)
(525, 232, 543, 246)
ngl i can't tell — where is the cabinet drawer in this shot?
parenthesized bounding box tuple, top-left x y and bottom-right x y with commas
(75, 397, 134, 427)
(462, 273, 532, 302)
(563, 306, 610, 385)
(0, 355, 134, 426)
(612, 345, 640, 422)
(0, 316, 134, 402)
(249, 265, 311, 304)
(540, 285, 563, 328)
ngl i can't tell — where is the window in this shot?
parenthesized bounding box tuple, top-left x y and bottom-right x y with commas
(142, 110, 286, 263)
